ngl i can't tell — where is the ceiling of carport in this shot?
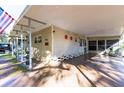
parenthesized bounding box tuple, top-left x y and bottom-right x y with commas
(15, 5, 124, 36)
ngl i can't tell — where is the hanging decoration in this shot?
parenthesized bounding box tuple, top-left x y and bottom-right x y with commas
(70, 36, 73, 40)
(34, 35, 42, 43)
(45, 42, 49, 46)
(65, 35, 68, 39)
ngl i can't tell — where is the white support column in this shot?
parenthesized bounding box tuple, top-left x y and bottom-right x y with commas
(20, 27, 24, 62)
(11, 39, 14, 56)
(16, 36, 19, 60)
(96, 40, 98, 52)
(86, 37, 89, 53)
(28, 19, 32, 70)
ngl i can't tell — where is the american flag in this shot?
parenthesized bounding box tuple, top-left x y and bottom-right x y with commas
(0, 7, 14, 34)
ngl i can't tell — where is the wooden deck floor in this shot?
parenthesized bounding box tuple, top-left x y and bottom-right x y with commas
(0, 53, 124, 87)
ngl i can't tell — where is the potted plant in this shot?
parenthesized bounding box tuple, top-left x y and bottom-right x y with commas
(25, 49, 29, 65)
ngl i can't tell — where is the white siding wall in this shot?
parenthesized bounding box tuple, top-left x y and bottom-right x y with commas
(52, 26, 85, 58)
(32, 26, 52, 61)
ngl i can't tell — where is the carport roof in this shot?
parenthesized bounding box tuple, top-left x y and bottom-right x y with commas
(14, 5, 124, 36)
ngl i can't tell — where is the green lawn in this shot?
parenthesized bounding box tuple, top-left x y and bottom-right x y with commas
(0, 53, 16, 59)
(0, 53, 28, 72)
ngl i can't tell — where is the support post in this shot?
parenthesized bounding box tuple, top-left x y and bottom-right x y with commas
(86, 37, 89, 53)
(20, 27, 24, 62)
(96, 40, 98, 52)
(11, 39, 14, 56)
(16, 36, 19, 60)
(28, 19, 32, 70)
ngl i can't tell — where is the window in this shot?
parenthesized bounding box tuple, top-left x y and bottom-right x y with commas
(98, 40, 105, 51)
(107, 39, 119, 48)
(88, 39, 119, 51)
(88, 41, 97, 51)
(89, 46, 96, 50)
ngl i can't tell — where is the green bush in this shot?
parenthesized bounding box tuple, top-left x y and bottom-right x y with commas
(11, 59, 28, 72)
(15, 64, 28, 72)
(108, 48, 117, 57)
(121, 44, 124, 49)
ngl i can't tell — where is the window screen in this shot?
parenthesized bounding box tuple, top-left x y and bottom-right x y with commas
(88, 41, 97, 51)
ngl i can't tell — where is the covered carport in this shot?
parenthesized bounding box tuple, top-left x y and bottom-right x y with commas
(13, 5, 124, 68)
(0, 5, 124, 87)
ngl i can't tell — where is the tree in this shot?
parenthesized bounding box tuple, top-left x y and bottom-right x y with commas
(0, 34, 9, 44)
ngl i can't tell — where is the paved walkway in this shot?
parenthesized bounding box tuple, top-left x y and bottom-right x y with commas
(0, 55, 22, 87)
(0, 53, 124, 87)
